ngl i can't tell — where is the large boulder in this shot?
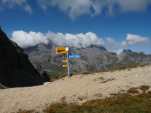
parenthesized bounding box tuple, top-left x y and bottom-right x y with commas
(0, 27, 47, 87)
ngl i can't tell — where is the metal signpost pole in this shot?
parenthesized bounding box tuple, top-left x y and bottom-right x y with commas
(66, 49, 70, 77)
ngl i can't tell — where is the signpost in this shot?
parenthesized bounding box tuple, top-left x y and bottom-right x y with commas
(62, 64, 68, 68)
(56, 47, 70, 77)
(55, 47, 80, 77)
(62, 59, 68, 63)
(69, 54, 80, 59)
(56, 47, 69, 54)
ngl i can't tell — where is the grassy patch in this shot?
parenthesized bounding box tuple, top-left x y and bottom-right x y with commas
(46, 67, 66, 82)
(44, 92, 151, 113)
(15, 109, 34, 113)
(127, 87, 140, 95)
(17, 86, 151, 113)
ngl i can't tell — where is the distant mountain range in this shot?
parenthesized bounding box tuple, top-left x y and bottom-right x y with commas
(25, 42, 151, 80)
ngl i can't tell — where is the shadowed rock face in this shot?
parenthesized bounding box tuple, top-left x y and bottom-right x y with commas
(0, 27, 47, 87)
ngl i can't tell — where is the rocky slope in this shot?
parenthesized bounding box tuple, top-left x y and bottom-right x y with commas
(0, 27, 47, 87)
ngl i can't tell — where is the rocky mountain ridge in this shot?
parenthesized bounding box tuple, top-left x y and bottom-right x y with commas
(25, 43, 151, 79)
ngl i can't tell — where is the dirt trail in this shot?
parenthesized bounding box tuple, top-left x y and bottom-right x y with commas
(0, 66, 151, 113)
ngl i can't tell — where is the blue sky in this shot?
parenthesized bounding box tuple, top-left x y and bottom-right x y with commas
(0, 0, 151, 53)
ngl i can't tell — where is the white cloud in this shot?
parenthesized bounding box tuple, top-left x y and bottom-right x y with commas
(1, 0, 151, 17)
(122, 34, 150, 48)
(38, 0, 97, 19)
(24, 4, 32, 13)
(11, 30, 151, 54)
(38, 0, 151, 19)
(117, 0, 151, 12)
(11, 30, 104, 48)
(0, 0, 32, 13)
(48, 32, 104, 48)
(11, 31, 49, 48)
(105, 34, 150, 53)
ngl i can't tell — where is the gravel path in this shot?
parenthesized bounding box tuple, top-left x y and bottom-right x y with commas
(0, 66, 151, 113)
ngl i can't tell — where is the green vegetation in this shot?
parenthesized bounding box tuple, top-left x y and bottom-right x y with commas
(17, 86, 151, 113)
(47, 67, 66, 81)
(106, 62, 147, 72)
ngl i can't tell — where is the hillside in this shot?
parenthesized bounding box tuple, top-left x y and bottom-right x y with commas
(0, 28, 47, 87)
(0, 65, 151, 113)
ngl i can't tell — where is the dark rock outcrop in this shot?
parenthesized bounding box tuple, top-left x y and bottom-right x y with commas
(0, 27, 46, 87)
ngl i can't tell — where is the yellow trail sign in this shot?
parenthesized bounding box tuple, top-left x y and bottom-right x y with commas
(62, 59, 68, 63)
(62, 64, 68, 68)
(56, 47, 69, 54)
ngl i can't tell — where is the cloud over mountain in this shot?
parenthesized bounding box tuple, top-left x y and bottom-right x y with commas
(11, 30, 150, 53)
(122, 34, 150, 49)
(11, 31, 104, 48)
(11, 31, 49, 48)
(48, 32, 104, 48)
